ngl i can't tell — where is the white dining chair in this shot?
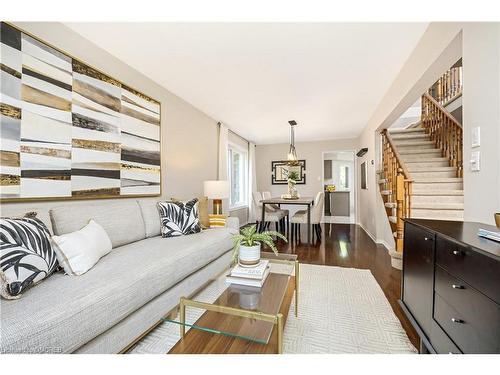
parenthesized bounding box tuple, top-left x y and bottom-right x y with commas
(252, 191, 287, 233)
(290, 191, 324, 242)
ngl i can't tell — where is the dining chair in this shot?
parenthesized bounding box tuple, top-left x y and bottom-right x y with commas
(252, 191, 287, 233)
(262, 191, 289, 233)
(290, 191, 324, 242)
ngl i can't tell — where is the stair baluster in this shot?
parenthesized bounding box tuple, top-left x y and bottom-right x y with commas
(380, 131, 413, 253)
(421, 93, 463, 177)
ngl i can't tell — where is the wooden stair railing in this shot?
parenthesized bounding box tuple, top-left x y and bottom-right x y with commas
(381, 130, 413, 253)
(428, 63, 463, 106)
(421, 92, 463, 177)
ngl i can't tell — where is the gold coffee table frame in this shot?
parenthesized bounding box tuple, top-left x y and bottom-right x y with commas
(178, 257, 299, 354)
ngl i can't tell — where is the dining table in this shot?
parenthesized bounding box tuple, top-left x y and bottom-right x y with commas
(260, 196, 315, 245)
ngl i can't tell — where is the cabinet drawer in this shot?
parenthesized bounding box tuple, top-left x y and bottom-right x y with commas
(436, 236, 500, 303)
(429, 319, 462, 354)
(434, 293, 500, 353)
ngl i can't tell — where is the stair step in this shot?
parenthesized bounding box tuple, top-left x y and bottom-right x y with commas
(412, 194, 464, 204)
(409, 167, 457, 178)
(378, 179, 387, 184)
(405, 159, 450, 168)
(405, 157, 448, 163)
(385, 202, 397, 208)
(390, 133, 429, 140)
(413, 180, 463, 190)
(411, 209, 464, 221)
(412, 189, 464, 196)
(408, 166, 456, 172)
(389, 216, 398, 224)
(394, 140, 435, 148)
(412, 202, 464, 210)
(399, 149, 442, 156)
(381, 190, 392, 196)
(393, 231, 397, 238)
(413, 177, 463, 183)
(389, 127, 425, 134)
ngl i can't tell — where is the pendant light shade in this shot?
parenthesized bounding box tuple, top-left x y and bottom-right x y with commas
(287, 120, 299, 165)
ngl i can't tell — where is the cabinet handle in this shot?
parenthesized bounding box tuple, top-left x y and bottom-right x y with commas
(451, 318, 464, 324)
(452, 284, 464, 289)
(452, 250, 462, 256)
(424, 237, 433, 241)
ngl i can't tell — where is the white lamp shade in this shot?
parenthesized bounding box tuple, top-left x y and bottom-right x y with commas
(203, 180, 229, 199)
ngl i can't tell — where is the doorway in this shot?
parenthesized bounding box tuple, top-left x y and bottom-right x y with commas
(322, 151, 356, 224)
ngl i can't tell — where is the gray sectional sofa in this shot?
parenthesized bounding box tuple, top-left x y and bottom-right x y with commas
(0, 199, 238, 353)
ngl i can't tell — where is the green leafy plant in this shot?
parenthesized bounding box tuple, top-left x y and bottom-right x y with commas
(231, 224, 287, 263)
(288, 170, 299, 181)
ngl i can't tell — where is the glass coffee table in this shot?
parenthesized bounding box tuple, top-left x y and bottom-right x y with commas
(165, 252, 299, 354)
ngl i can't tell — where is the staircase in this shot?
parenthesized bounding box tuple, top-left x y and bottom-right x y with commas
(378, 78, 463, 269)
(388, 125, 464, 221)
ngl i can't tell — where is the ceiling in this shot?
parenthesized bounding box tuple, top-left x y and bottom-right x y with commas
(65, 22, 428, 144)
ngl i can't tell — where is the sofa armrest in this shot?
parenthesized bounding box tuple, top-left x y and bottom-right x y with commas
(226, 216, 240, 232)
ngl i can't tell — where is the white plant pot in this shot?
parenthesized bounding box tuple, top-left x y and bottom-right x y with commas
(238, 243, 261, 267)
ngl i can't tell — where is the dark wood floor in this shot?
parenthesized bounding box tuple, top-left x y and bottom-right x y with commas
(269, 222, 419, 349)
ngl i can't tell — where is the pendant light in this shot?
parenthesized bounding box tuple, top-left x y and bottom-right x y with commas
(287, 120, 299, 165)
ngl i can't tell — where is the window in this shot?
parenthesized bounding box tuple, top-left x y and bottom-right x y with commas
(339, 165, 349, 189)
(228, 143, 248, 209)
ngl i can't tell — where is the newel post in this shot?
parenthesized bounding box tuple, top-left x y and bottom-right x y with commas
(396, 168, 405, 252)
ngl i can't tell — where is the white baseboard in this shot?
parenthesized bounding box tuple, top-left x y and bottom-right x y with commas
(378, 240, 395, 252)
(357, 223, 394, 253)
(357, 222, 378, 243)
(323, 215, 355, 224)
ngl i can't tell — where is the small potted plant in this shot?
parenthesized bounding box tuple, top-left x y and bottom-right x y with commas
(231, 225, 287, 266)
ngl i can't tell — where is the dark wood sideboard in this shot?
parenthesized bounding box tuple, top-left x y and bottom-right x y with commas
(400, 219, 500, 354)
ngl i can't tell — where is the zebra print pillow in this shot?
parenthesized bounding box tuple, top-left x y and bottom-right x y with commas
(0, 216, 58, 299)
(157, 199, 201, 238)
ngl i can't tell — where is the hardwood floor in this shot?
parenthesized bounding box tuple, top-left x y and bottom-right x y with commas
(271, 222, 420, 349)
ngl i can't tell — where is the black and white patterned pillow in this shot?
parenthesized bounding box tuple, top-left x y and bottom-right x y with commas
(157, 199, 202, 238)
(0, 216, 58, 299)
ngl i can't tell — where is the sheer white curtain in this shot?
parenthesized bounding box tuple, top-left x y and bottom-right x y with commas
(217, 123, 229, 213)
(248, 142, 258, 223)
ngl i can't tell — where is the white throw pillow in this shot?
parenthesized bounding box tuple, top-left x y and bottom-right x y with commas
(51, 220, 112, 276)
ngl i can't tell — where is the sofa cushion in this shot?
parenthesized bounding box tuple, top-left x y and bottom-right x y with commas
(0, 227, 233, 353)
(137, 200, 161, 238)
(0, 217, 58, 299)
(50, 201, 146, 248)
(158, 199, 201, 238)
(52, 220, 112, 276)
(0, 207, 54, 235)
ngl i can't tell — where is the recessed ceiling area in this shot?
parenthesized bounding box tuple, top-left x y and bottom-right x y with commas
(65, 22, 428, 144)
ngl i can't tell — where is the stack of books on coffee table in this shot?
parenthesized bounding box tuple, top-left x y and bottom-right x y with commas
(226, 260, 270, 287)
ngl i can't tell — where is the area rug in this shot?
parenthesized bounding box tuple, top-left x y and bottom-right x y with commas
(130, 264, 417, 354)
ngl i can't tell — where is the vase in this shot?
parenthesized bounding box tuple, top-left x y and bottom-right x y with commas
(495, 213, 500, 229)
(238, 243, 261, 267)
(287, 180, 298, 199)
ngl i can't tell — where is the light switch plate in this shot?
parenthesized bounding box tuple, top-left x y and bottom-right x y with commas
(470, 151, 480, 171)
(471, 127, 480, 148)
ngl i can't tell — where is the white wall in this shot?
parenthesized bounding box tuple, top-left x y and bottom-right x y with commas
(2, 22, 220, 215)
(255, 138, 358, 218)
(462, 23, 500, 224)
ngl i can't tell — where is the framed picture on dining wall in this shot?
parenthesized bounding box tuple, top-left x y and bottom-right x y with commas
(0, 22, 161, 201)
(271, 160, 306, 185)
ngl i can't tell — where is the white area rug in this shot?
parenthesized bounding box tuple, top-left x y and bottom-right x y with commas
(130, 264, 417, 354)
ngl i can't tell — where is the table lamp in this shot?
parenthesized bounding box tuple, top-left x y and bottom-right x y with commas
(204, 180, 229, 215)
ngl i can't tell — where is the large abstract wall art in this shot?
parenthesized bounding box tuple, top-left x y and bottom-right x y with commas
(0, 22, 161, 201)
